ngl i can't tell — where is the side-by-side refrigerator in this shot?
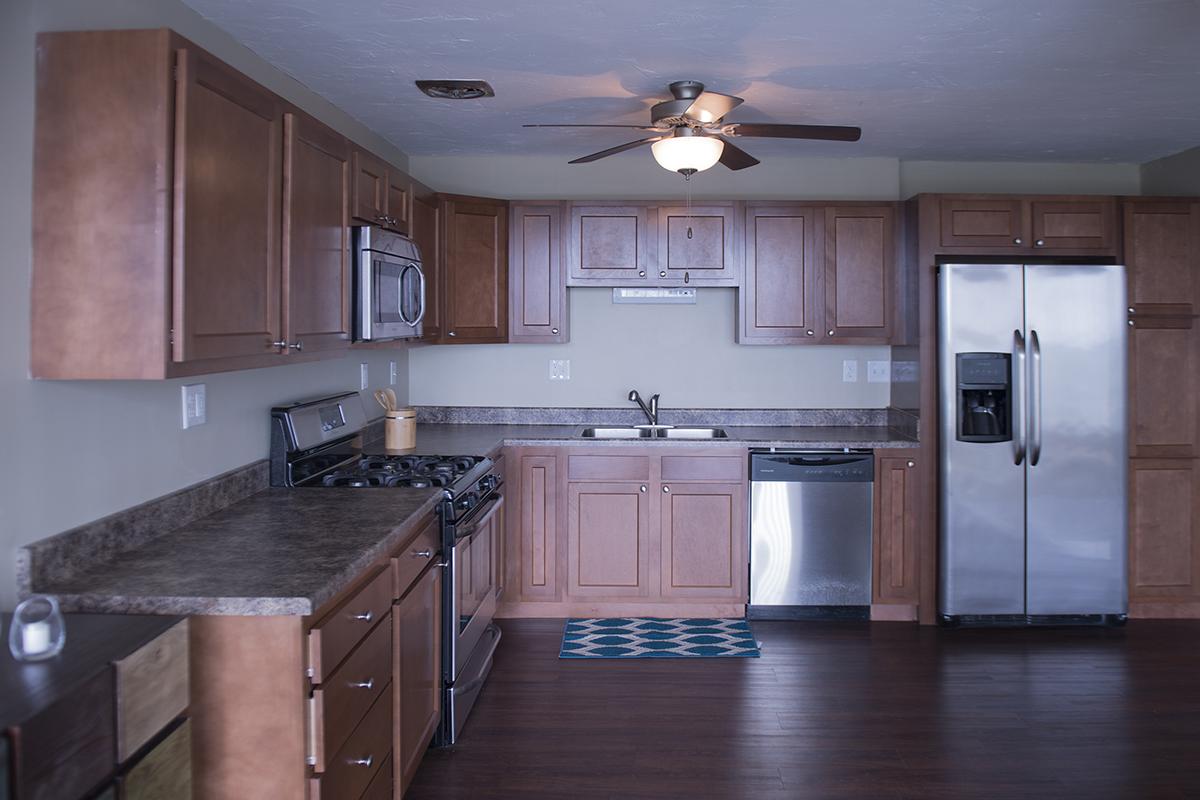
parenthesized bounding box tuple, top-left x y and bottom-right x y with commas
(938, 263, 1128, 622)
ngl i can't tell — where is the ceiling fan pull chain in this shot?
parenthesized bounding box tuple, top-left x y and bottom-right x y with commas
(686, 180, 694, 238)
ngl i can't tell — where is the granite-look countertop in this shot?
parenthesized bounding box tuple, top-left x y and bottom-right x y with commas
(406, 423, 916, 457)
(39, 487, 441, 617)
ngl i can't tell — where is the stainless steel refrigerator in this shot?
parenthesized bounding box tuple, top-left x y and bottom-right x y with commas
(938, 263, 1128, 621)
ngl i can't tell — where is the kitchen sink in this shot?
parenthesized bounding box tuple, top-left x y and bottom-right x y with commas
(580, 426, 727, 439)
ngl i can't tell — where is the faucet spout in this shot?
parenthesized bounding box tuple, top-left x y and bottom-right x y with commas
(628, 389, 659, 426)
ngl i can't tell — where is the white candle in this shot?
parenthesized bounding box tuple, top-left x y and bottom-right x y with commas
(21, 620, 51, 655)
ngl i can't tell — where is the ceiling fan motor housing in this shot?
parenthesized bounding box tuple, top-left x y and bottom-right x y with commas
(651, 80, 708, 127)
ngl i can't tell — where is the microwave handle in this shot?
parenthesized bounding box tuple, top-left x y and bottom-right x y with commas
(409, 265, 427, 327)
(396, 263, 417, 327)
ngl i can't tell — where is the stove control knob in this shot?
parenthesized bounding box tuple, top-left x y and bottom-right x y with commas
(480, 475, 497, 492)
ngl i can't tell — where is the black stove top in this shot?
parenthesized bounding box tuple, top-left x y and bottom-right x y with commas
(320, 454, 486, 490)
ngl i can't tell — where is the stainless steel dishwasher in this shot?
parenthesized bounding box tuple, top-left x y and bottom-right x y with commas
(748, 450, 874, 619)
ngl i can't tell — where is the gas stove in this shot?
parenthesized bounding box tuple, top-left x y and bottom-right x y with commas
(321, 455, 486, 489)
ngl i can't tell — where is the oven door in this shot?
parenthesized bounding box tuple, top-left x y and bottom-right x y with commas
(450, 493, 503, 680)
(358, 249, 425, 341)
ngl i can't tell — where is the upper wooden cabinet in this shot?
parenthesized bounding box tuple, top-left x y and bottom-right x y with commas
(934, 194, 1118, 256)
(351, 149, 410, 235)
(568, 204, 654, 283)
(410, 181, 442, 341)
(1124, 200, 1200, 316)
(824, 206, 896, 343)
(440, 194, 509, 343)
(31, 29, 353, 378)
(738, 204, 823, 343)
(509, 203, 568, 342)
(656, 204, 739, 285)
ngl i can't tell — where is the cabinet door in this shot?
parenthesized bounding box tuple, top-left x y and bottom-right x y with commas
(509, 204, 568, 342)
(351, 149, 389, 226)
(1124, 200, 1200, 316)
(567, 482, 651, 598)
(282, 111, 352, 354)
(657, 205, 737, 285)
(1029, 198, 1116, 251)
(411, 184, 441, 341)
(1129, 315, 1200, 459)
(824, 206, 895, 342)
(441, 196, 508, 342)
(119, 719, 191, 800)
(873, 452, 920, 604)
(385, 167, 411, 235)
(938, 196, 1026, 249)
(394, 565, 441, 793)
(739, 205, 822, 343)
(172, 47, 283, 363)
(1129, 459, 1200, 610)
(515, 453, 559, 600)
(568, 204, 654, 283)
(659, 482, 746, 599)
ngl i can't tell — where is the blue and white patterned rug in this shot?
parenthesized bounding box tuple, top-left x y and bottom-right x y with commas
(559, 617, 761, 659)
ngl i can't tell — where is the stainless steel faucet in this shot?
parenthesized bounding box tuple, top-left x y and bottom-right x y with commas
(628, 389, 660, 426)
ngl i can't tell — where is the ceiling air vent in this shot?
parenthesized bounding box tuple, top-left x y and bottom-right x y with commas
(415, 80, 495, 100)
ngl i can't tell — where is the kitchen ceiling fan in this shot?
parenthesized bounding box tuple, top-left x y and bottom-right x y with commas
(524, 80, 862, 176)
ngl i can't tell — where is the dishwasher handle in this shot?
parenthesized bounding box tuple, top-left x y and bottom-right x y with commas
(750, 452, 874, 482)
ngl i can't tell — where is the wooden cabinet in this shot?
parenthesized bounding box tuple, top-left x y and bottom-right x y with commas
(440, 195, 509, 343)
(738, 204, 823, 343)
(656, 204, 738, 285)
(873, 451, 920, 610)
(119, 720, 191, 800)
(1129, 315, 1200, 459)
(509, 203, 568, 342)
(173, 45, 285, 363)
(351, 149, 410, 234)
(386, 170, 412, 236)
(935, 195, 1118, 256)
(410, 181, 442, 341)
(567, 482, 652, 598)
(1124, 200, 1200, 316)
(568, 204, 654, 283)
(660, 482, 745, 599)
(509, 450, 560, 601)
(394, 564, 441, 794)
(282, 110, 353, 354)
(1129, 459, 1200, 616)
(824, 206, 896, 343)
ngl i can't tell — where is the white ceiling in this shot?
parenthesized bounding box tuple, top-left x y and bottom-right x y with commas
(182, 0, 1200, 163)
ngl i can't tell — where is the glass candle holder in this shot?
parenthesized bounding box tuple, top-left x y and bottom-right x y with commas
(8, 595, 66, 662)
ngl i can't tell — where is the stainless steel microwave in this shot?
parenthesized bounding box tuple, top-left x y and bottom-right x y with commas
(354, 226, 425, 341)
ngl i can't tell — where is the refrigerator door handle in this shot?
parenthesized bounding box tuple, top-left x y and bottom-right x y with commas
(1029, 328, 1043, 466)
(1012, 329, 1027, 465)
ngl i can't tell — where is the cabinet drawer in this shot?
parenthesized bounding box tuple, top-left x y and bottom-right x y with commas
(660, 455, 744, 482)
(114, 620, 189, 762)
(311, 612, 391, 771)
(309, 567, 393, 683)
(393, 516, 440, 599)
(308, 689, 392, 800)
(567, 454, 650, 481)
(119, 719, 191, 800)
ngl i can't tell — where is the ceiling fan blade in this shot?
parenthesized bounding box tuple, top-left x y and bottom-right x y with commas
(726, 123, 862, 142)
(523, 123, 661, 130)
(717, 138, 760, 171)
(684, 91, 743, 124)
(568, 136, 664, 164)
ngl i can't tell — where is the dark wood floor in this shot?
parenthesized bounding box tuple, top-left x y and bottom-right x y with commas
(407, 619, 1200, 799)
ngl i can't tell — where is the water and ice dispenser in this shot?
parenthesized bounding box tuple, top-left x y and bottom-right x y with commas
(955, 353, 1011, 443)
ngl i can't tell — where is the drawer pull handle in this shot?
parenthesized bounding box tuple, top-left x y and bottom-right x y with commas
(412, 549, 434, 559)
(349, 677, 375, 690)
(351, 610, 373, 623)
(349, 755, 374, 768)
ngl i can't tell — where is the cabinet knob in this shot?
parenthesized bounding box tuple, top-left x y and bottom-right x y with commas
(1013, 237, 1023, 245)
(1127, 307, 1135, 314)
(806, 330, 814, 336)
(1035, 239, 1045, 247)
(448, 331, 457, 337)
(411, 549, 433, 559)
(907, 461, 915, 468)
(351, 610, 373, 623)
(1127, 319, 1135, 327)
(638, 271, 646, 277)
(827, 330, 835, 336)
(348, 756, 374, 768)
(659, 271, 667, 278)
(662, 485, 670, 493)
(639, 485, 647, 493)
(289, 340, 303, 352)
(272, 340, 289, 351)
(349, 677, 375, 690)
(551, 328, 559, 335)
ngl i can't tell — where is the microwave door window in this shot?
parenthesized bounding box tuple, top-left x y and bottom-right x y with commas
(373, 258, 405, 324)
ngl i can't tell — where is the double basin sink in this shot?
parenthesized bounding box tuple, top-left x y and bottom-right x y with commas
(581, 426, 728, 440)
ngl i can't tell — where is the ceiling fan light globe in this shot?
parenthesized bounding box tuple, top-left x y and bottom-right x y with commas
(651, 136, 724, 174)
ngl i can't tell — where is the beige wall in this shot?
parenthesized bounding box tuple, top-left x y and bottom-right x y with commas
(0, 0, 410, 609)
(1141, 146, 1200, 195)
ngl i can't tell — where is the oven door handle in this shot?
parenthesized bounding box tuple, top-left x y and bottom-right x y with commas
(455, 494, 504, 542)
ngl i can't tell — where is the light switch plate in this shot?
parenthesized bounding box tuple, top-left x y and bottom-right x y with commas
(867, 360, 891, 383)
(389, 360, 397, 386)
(181, 383, 206, 429)
(549, 359, 570, 381)
(842, 360, 859, 382)
(360, 363, 369, 391)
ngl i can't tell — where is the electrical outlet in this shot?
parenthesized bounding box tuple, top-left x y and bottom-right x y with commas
(842, 360, 859, 382)
(181, 383, 206, 429)
(867, 360, 891, 383)
(549, 359, 570, 381)
(389, 360, 397, 386)
(360, 363, 369, 391)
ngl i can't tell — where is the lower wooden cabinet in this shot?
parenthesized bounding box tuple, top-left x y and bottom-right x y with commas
(1129, 458, 1200, 617)
(1128, 315, 1200, 458)
(509, 450, 560, 600)
(660, 482, 746, 599)
(119, 720, 191, 800)
(567, 482, 652, 598)
(872, 451, 920, 611)
(394, 564, 442, 794)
